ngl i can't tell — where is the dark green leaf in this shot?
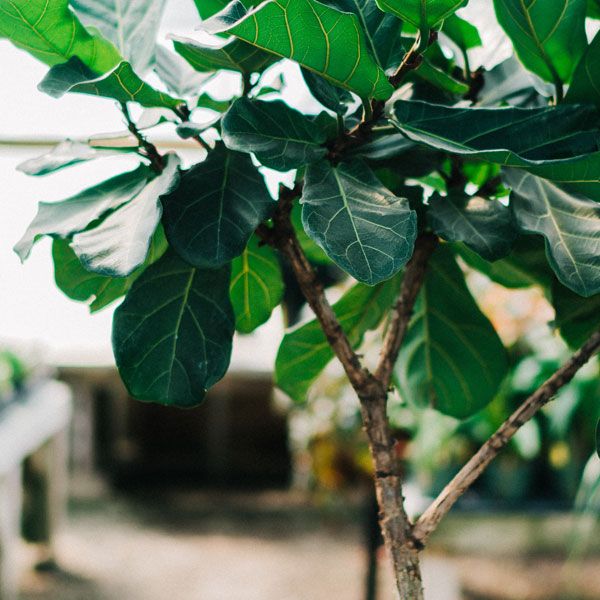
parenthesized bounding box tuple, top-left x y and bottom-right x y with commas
(162, 144, 273, 268)
(596, 421, 600, 459)
(276, 274, 401, 402)
(429, 192, 517, 261)
(222, 98, 328, 171)
(389, 100, 600, 200)
(52, 227, 168, 312)
(230, 235, 284, 333)
(301, 159, 417, 285)
(14, 164, 151, 261)
(71, 0, 167, 73)
(442, 14, 482, 51)
(507, 170, 600, 297)
(302, 68, 353, 115)
(493, 0, 587, 84)
(566, 31, 600, 109)
(0, 0, 120, 72)
(39, 57, 182, 109)
(395, 245, 508, 419)
(203, 0, 393, 100)
(415, 58, 470, 95)
(194, 0, 262, 20)
(589, 0, 600, 18)
(71, 154, 181, 277)
(291, 203, 331, 264)
(112, 250, 235, 407)
(376, 0, 467, 27)
(171, 35, 274, 75)
(552, 281, 600, 348)
(477, 56, 540, 107)
(17, 140, 129, 177)
(155, 46, 210, 98)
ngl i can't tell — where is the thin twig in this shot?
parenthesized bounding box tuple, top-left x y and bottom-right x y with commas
(173, 103, 211, 152)
(412, 329, 600, 545)
(375, 234, 439, 389)
(120, 102, 164, 173)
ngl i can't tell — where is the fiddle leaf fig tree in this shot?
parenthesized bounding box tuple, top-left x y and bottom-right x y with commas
(4, 0, 600, 597)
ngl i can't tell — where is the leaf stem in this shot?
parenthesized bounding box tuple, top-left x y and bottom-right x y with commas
(120, 102, 164, 173)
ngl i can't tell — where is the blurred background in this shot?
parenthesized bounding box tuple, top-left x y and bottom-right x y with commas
(0, 1, 599, 599)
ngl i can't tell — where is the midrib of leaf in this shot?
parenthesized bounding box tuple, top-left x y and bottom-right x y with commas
(352, 0, 379, 65)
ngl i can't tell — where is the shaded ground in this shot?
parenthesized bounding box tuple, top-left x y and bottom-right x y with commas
(16, 487, 600, 600)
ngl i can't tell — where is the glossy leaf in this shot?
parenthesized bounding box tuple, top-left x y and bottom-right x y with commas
(442, 14, 482, 51)
(52, 227, 168, 312)
(17, 140, 129, 177)
(552, 282, 600, 348)
(14, 164, 151, 261)
(395, 245, 508, 419)
(301, 69, 353, 115)
(162, 144, 273, 269)
(493, 0, 587, 84)
(202, 0, 393, 100)
(389, 100, 600, 200)
(506, 170, 600, 297)
(155, 46, 210, 98)
(194, 0, 262, 19)
(375, 0, 467, 27)
(276, 275, 402, 402)
(39, 57, 182, 109)
(71, 0, 167, 73)
(589, 0, 600, 17)
(171, 35, 274, 75)
(428, 192, 517, 261)
(301, 159, 417, 285)
(230, 235, 284, 333)
(0, 0, 120, 72)
(72, 154, 181, 277)
(566, 31, 600, 109)
(112, 250, 235, 407)
(222, 98, 328, 171)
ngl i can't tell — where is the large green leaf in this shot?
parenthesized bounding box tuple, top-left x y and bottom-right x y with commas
(202, 0, 393, 99)
(589, 0, 600, 17)
(39, 57, 181, 109)
(14, 164, 151, 261)
(566, 31, 600, 109)
(230, 235, 284, 333)
(155, 46, 210, 98)
(395, 245, 508, 419)
(301, 68, 353, 115)
(276, 275, 402, 402)
(171, 35, 274, 75)
(112, 250, 235, 407)
(222, 98, 327, 171)
(71, 0, 167, 73)
(301, 159, 417, 285)
(71, 154, 181, 277)
(552, 282, 600, 348)
(428, 192, 517, 261)
(194, 0, 262, 19)
(162, 144, 273, 269)
(493, 0, 587, 84)
(17, 140, 129, 177)
(389, 100, 600, 200)
(506, 170, 600, 298)
(52, 227, 168, 312)
(0, 0, 120, 72)
(375, 0, 467, 27)
(441, 14, 482, 51)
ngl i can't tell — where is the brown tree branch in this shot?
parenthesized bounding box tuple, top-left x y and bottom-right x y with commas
(120, 103, 165, 173)
(412, 329, 600, 545)
(375, 234, 439, 389)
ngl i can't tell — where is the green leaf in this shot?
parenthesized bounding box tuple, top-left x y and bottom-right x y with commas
(301, 159, 417, 285)
(17, 140, 130, 177)
(506, 170, 600, 297)
(155, 46, 210, 98)
(589, 0, 600, 18)
(566, 32, 600, 109)
(39, 57, 182, 109)
(596, 421, 600, 459)
(230, 235, 284, 333)
(493, 0, 587, 84)
(442, 14, 482, 51)
(291, 203, 331, 264)
(194, 0, 262, 20)
(552, 281, 600, 348)
(222, 98, 328, 171)
(71, 154, 181, 277)
(162, 144, 273, 269)
(414, 57, 470, 95)
(171, 35, 274, 75)
(395, 245, 508, 419)
(302, 68, 353, 115)
(14, 164, 152, 261)
(0, 0, 120, 72)
(112, 250, 235, 407)
(276, 274, 402, 402)
(52, 226, 168, 312)
(202, 0, 393, 100)
(375, 0, 467, 27)
(389, 100, 600, 200)
(71, 0, 167, 73)
(429, 192, 517, 261)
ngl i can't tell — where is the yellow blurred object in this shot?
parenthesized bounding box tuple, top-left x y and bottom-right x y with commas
(549, 441, 570, 469)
